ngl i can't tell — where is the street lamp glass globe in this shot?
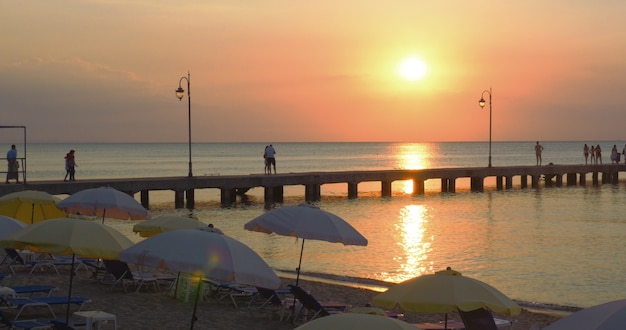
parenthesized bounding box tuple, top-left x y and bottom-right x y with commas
(175, 87, 185, 100)
(478, 98, 486, 108)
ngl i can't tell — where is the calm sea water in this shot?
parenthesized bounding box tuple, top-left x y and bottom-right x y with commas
(6, 141, 626, 310)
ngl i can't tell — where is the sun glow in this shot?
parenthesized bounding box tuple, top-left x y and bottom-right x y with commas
(398, 57, 428, 81)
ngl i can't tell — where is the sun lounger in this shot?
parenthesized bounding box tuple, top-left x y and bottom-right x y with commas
(101, 259, 176, 293)
(0, 309, 52, 330)
(6, 296, 90, 320)
(287, 284, 351, 324)
(4, 249, 79, 275)
(247, 287, 292, 318)
(8, 285, 58, 297)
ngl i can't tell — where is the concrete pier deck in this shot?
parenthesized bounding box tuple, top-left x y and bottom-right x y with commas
(0, 164, 623, 210)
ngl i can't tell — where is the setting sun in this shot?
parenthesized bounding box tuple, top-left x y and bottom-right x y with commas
(398, 57, 428, 81)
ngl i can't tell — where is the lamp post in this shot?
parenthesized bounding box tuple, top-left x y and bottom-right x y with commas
(478, 87, 492, 167)
(176, 71, 193, 177)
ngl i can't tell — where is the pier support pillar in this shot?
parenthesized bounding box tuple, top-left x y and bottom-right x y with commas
(185, 189, 195, 209)
(413, 179, 424, 196)
(592, 172, 599, 185)
(496, 176, 503, 190)
(441, 178, 455, 193)
(579, 173, 586, 186)
(347, 183, 358, 199)
(470, 177, 484, 192)
(611, 171, 619, 184)
(140, 190, 149, 209)
(264, 186, 274, 210)
(174, 190, 184, 209)
(305, 184, 321, 202)
(556, 175, 563, 187)
(273, 186, 284, 204)
(381, 181, 392, 197)
(566, 173, 577, 186)
(521, 175, 528, 188)
(220, 189, 236, 208)
(531, 175, 540, 188)
(505, 176, 513, 189)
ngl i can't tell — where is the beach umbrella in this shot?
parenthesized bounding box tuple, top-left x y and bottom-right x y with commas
(0, 190, 66, 224)
(294, 312, 416, 330)
(371, 268, 521, 329)
(119, 228, 281, 330)
(544, 299, 626, 330)
(244, 202, 367, 285)
(57, 186, 149, 223)
(0, 218, 134, 323)
(132, 215, 203, 237)
(0, 215, 27, 239)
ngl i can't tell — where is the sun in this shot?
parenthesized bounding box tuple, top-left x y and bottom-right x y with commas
(398, 57, 428, 81)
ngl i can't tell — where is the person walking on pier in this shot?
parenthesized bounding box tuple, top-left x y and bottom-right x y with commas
(5, 144, 19, 184)
(265, 144, 277, 174)
(535, 141, 544, 166)
(584, 144, 589, 165)
(64, 149, 77, 181)
(596, 144, 602, 164)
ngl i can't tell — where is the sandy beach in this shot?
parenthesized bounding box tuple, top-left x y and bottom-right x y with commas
(0, 263, 568, 329)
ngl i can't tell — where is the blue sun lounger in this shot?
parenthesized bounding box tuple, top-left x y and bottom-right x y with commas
(6, 296, 90, 320)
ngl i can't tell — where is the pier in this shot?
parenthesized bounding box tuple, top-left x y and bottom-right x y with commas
(0, 164, 623, 210)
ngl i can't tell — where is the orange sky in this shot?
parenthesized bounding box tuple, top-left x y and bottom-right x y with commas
(2, 1, 626, 143)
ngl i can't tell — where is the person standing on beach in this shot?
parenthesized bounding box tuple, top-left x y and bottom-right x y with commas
(64, 149, 77, 181)
(535, 141, 544, 166)
(265, 144, 277, 174)
(5, 144, 19, 184)
(583, 144, 589, 165)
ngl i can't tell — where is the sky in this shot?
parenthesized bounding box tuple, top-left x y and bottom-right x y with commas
(2, 1, 626, 143)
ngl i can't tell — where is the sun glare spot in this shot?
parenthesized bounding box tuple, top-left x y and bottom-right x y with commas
(398, 57, 428, 81)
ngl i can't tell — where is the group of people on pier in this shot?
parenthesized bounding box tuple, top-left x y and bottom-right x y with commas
(583, 144, 626, 165)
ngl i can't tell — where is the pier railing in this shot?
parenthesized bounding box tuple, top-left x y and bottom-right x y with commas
(0, 164, 622, 210)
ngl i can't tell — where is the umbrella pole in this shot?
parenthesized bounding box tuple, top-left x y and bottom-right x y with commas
(190, 275, 202, 330)
(66, 254, 76, 324)
(173, 272, 181, 299)
(102, 209, 106, 224)
(444, 313, 448, 330)
(31, 203, 35, 224)
(295, 239, 305, 286)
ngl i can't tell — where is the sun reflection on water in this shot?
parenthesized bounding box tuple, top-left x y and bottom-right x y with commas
(382, 204, 432, 283)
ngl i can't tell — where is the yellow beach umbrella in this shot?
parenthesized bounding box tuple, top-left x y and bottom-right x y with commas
(372, 268, 520, 329)
(133, 215, 204, 237)
(0, 217, 134, 323)
(0, 190, 66, 224)
(294, 313, 416, 330)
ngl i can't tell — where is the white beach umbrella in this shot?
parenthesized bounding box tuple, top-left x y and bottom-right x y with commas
(132, 215, 203, 237)
(0, 215, 27, 239)
(544, 299, 626, 330)
(119, 229, 281, 329)
(57, 186, 148, 222)
(0, 218, 134, 323)
(294, 312, 416, 330)
(244, 202, 367, 285)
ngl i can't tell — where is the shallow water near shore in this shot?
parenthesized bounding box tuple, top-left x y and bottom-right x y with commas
(11, 141, 626, 312)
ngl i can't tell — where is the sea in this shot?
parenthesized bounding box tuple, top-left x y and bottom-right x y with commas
(6, 141, 626, 312)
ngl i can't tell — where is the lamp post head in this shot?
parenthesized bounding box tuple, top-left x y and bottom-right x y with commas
(175, 87, 185, 101)
(478, 97, 486, 108)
